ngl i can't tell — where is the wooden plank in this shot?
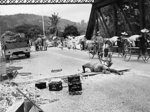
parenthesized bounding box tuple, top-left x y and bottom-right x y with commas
(29, 106, 40, 112)
(6, 99, 24, 112)
(117, 69, 130, 72)
(16, 88, 44, 112)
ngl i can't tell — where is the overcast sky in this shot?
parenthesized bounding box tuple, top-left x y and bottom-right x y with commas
(0, 4, 92, 22)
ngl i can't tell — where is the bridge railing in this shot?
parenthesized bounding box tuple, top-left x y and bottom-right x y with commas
(0, 0, 94, 5)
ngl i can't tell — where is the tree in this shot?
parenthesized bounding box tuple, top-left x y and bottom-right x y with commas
(94, 0, 150, 37)
(63, 25, 79, 38)
(10, 24, 42, 40)
(13, 24, 33, 35)
(48, 13, 60, 35)
(27, 25, 43, 40)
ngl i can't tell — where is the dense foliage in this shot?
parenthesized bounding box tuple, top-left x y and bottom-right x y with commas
(48, 13, 60, 35)
(98, 0, 150, 38)
(63, 25, 79, 38)
(27, 25, 43, 40)
(0, 14, 87, 38)
(9, 24, 43, 40)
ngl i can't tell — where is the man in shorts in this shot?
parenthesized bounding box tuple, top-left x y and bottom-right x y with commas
(82, 61, 122, 75)
(103, 40, 113, 62)
(138, 28, 149, 60)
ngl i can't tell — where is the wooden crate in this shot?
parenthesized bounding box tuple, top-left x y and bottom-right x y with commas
(68, 83, 82, 92)
(35, 82, 47, 89)
(48, 78, 63, 91)
(68, 75, 80, 84)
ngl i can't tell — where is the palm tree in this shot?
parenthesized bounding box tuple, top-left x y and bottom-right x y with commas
(48, 13, 60, 36)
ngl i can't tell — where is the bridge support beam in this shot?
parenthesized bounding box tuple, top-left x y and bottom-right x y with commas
(86, 5, 97, 40)
(113, 4, 118, 36)
(96, 10, 108, 38)
(98, 9, 111, 38)
(139, 0, 145, 30)
(95, 11, 100, 35)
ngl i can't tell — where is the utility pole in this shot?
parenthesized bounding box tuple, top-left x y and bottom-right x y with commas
(42, 16, 45, 36)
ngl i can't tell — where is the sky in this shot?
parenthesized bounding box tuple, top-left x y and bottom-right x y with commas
(0, 4, 92, 22)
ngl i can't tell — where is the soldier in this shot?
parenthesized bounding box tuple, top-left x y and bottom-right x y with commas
(96, 31, 104, 54)
(138, 28, 150, 60)
(34, 40, 38, 51)
(42, 36, 47, 51)
(80, 36, 86, 50)
(103, 40, 112, 62)
(82, 61, 122, 75)
(72, 36, 76, 50)
(34, 36, 42, 51)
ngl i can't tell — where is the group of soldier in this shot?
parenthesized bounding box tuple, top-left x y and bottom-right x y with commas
(34, 35, 47, 51)
(89, 32, 113, 62)
(82, 28, 150, 75)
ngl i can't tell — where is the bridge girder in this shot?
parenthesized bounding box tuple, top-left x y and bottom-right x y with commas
(0, 0, 94, 5)
(86, 0, 146, 40)
(0, 0, 145, 41)
(93, 0, 119, 8)
(86, 0, 120, 40)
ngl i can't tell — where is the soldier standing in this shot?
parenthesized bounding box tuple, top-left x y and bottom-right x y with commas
(138, 28, 149, 60)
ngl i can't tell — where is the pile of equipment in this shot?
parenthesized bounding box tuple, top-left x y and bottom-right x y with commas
(35, 75, 82, 95)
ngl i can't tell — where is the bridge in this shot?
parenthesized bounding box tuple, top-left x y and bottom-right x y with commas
(0, 0, 147, 40)
(0, 0, 94, 5)
(86, 0, 146, 39)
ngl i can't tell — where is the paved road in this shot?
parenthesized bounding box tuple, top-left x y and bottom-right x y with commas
(9, 47, 150, 79)
(9, 47, 92, 82)
(4, 47, 150, 112)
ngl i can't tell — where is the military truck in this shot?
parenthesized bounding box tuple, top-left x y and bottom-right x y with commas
(1, 31, 30, 60)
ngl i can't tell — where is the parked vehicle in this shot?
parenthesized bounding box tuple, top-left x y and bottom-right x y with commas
(1, 31, 30, 60)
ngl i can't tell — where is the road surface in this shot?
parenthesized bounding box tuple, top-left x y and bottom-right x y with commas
(1, 47, 150, 112)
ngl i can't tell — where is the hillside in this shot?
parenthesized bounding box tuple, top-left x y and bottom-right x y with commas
(0, 14, 87, 35)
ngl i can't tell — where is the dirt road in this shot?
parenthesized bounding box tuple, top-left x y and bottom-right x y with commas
(1, 47, 150, 112)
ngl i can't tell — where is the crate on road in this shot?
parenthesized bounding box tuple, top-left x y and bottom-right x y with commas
(68, 75, 82, 93)
(48, 78, 63, 91)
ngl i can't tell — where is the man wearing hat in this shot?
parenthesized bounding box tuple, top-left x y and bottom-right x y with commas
(138, 28, 150, 59)
(95, 31, 104, 57)
(117, 32, 128, 56)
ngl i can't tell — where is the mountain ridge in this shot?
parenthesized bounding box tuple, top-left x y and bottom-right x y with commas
(0, 13, 87, 35)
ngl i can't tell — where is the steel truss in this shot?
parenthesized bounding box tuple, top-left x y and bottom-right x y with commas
(0, 0, 94, 5)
